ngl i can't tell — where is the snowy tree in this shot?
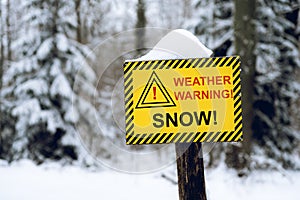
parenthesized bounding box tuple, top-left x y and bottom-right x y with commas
(186, 0, 234, 56)
(146, 0, 192, 28)
(2, 0, 98, 164)
(73, 0, 109, 43)
(0, 0, 298, 171)
(186, 0, 300, 170)
(76, 0, 137, 43)
(252, 0, 300, 169)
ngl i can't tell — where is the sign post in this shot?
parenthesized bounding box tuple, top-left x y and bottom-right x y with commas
(123, 29, 242, 200)
(176, 142, 207, 200)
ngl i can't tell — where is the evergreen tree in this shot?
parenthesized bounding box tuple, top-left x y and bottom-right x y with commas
(253, 0, 300, 169)
(2, 0, 97, 164)
(187, 0, 300, 170)
(187, 0, 234, 56)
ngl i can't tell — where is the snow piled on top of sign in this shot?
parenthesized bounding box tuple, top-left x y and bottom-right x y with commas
(131, 29, 213, 61)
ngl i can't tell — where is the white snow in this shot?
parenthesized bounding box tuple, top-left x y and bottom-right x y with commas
(37, 38, 53, 60)
(4, 58, 39, 84)
(133, 29, 213, 61)
(64, 106, 79, 123)
(0, 160, 299, 200)
(50, 74, 73, 98)
(12, 99, 41, 117)
(12, 99, 64, 134)
(14, 79, 48, 96)
(206, 164, 300, 200)
(57, 34, 69, 52)
(50, 59, 62, 76)
(0, 161, 177, 200)
(29, 110, 62, 133)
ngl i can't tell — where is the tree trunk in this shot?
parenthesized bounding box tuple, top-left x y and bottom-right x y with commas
(228, 0, 256, 170)
(75, 0, 82, 43)
(135, 0, 146, 55)
(183, 0, 191, 19)
(298, 7, 300, 53)
(175, 143, 207, 200)
(6, 0, 11, 61)
(0, 2, 3, 152)
(0, 3, 4, 69)
(52, 0, 59, 44)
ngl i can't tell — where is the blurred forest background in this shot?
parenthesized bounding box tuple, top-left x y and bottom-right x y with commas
(0, 0, 299, 175)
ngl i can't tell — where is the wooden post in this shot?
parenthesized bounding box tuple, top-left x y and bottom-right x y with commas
(175, 143, 207, 200)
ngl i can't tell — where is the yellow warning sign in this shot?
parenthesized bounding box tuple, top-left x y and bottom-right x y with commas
(123, 56, 242, 145)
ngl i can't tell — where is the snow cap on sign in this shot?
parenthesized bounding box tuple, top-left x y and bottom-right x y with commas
(132, 29, 213, 61)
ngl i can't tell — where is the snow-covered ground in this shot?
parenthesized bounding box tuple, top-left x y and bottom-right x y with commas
(0, 160, 299, 200)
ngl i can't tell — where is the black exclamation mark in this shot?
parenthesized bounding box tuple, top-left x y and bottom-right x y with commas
(213, 110, 217, 125)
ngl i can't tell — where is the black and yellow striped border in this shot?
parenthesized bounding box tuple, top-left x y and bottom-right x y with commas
(123, 56, 242, 145)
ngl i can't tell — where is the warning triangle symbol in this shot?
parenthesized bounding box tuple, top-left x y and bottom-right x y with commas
(136, 71, 176, 109)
